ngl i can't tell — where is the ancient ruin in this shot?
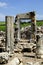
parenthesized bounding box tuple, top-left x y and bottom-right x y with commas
(0, 11, 43, 65)
(15, 11, 36, 40)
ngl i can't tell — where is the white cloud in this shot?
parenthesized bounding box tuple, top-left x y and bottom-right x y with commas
(0, 2, 7, 7)
(36, 14, 43, 20)
(0, 13, 5, 21)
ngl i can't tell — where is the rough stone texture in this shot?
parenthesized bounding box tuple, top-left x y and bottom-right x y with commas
(5, 16, 14, 53)
(31, 15, 36, 40)
(36, 35, 43, 58)
(6, 57, 20, 65)
(15, 11, 36, 41)
(17, 19, 21, 40)
(26, 62, 41, 65)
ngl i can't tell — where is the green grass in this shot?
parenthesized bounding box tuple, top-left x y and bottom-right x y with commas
(20, 22, 31, 28)
(36, 21, 43, 26)
(20, 21, 43, 27)
(0, 26, 6, 31)
(0, 22, 5, 25)
(0, 20, 43, 31)
(0, 21, 5, 31)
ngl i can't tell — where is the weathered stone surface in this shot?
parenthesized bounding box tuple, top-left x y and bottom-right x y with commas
(5, 16, 14, 53)
(26, 62, 41, 65)
(6, 57, 20, 65)
(34, 62, 41, 65)
(15, 11, 36, 41)
(36, 35, 43, 58)
(19, 62, 23, 65)
(26, 62, 33, 65)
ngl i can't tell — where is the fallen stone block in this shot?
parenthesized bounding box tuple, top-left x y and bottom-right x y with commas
(19, 62, 23, 65)
(34, 62, 41, 65)
(26, 62, 41, 65)
(7, 57, 20, 65)
(26, 62, 33, 65)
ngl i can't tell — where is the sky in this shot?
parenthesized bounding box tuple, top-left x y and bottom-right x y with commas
(0, 0, 43, 21)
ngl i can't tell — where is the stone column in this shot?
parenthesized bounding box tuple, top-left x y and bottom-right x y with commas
(31, 15, 36, 40)
(10, 17, 14, 53)
(5, 16, 14, 53)
(5, 16, 11, 52)
(17, 19, 20, 40)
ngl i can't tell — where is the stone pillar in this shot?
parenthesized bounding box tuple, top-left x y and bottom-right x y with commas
(17, 19, 20, 40)
(5, 16, 11, 51)
(31, 14, 36, 40)
(10, 17, 14, 53)
(5, 16, 14, 53)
